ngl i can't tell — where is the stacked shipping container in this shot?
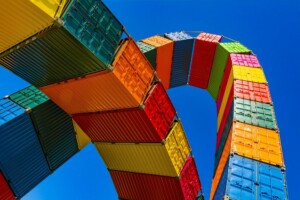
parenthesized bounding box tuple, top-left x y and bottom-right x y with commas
(0, 1, 287, 200)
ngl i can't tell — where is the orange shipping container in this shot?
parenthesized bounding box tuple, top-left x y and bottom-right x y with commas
(142, 35, 174, 89)
(40, 38, 154, 114)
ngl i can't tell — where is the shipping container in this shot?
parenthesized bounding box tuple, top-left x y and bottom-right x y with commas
(217, 86, 233, 136)
(9, 86, 78, 170)
(233, 65, 267, 83)
(217, 70, 233, 129)
(0, 98, 50, 198)
(234, 98, 277, 129)
(41, 38, 155, 114)
(0, 172, 15, 200)
(137, 41, 157, 69)
(230, 53, 261, 67)
(110, 156, 201, 200)
(142, 35, 174, 89)
(189, 32, 222, 89)
(208, 43, 251, 100)
(0, 0, 68, 53)
(231, 122, 284, 167)
(73, 120, 91, 150)
(95, 121, 191, 177)
(213, 155, 288, 200)
(210, 129, 232, 200)
(0, 0, 123, 87)
(73, 82, 175, 143)
(165, 32, 194, 88)
(234, 80, 272, 103)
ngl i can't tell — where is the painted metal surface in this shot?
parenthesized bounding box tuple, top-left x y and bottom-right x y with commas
(0, 172, 15, 200)
(0, 102, 50, 198)
(231, 54, 261, 67)
(189, 33, 222, 89)
(95, 121, 191, 177)
(208, 43, 251, 99)
(73, 82, 175, 142)
(73, 120, 91, 150)
(214, 155, 288, 200)
(234, 98, 277, 129)
(233, 65, 267, 83)
(234, 80, 272, 103)
(169, 39, 194, 88)
(137, 41, 157, 69)
(0, 0, 67, 53)
(165, 31, 193, 41)
(110, 156, 201, 200)
(41, 38, 154, 114)
(142, 35, 174, 89)
(0, 98, 24, 126)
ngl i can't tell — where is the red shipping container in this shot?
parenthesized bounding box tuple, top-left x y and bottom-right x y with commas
(216, 87, 233, 150)
(230, 53, 260, 67)
(110, 156, 201, 200)
(0, 172, 15, 200)
(234, 80, 272, 103)
(189, 33, 222, 89)
(73, 82, 176, 143)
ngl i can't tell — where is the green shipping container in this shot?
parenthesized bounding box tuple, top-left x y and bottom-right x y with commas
(0, 0, 123, 87)
(234, 98, 277, 130)
(137, 41, 157, 69)
(9, 86, 78, 170)
(208, 42, 251, 100)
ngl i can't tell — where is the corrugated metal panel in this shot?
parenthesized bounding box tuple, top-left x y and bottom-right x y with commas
(213, 159, 229, 200)
(0, 27, 105, 87)
(0, 106, 50, 198)
(233, 65, 267, 83)
(0, 0, 65, 53)
(0, 172, 15, 200)
(234, 98, 277, 129)
(110, 170, 184, 200)
(137, 41, 157, 69)
(208, 42, 251, 100)
(72, 120, 91, 150)
(217, 69, 233, 129)
(230, 53, 261, 67)
(41, 39, 154, 114)
(234, 80, 272, 103)
(73, 83, 176, 143)
(9, 86, 49, 109)
(216, 59, 232, 112)
(210, 130, 232, 200)
(30, 101, 78, 170)
(110, 156, 200, 200)
(214, 155, 288, 200)
(0, 98, 24, 126)
(215, 105, 233, 173)
(231, 122, 284, 167)
(165, 31, 193, 41)
(169, 39, 194, 88)
(179, 157, 202, 200)
(0, 0, 123, 87)
(189, 33, 221, 89)
(142, 35, 174, 89)
(95, 121, 191, 177)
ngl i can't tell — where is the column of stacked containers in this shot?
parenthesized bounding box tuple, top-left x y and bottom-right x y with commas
(0, 1, 288, 200)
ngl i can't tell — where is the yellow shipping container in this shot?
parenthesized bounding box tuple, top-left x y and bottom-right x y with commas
(231, 122, 284, 167)
(233, 65, 267, 83)
(210, 128, 232, 200)
(0, 0, 67, 53)
(73, 120, 91, 150)
(94, 121, 191, 177)
(217, 69, 233, 130)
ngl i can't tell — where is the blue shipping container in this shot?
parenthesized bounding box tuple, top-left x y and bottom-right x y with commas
(166, 33, 194, 88)
(214, 155, 288, 200)
(0, 98, 50, 198)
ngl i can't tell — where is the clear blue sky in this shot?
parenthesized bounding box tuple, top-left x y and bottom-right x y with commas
(0, 0, 298, 199)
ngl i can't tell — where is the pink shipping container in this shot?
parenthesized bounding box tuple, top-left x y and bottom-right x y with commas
(110, 156, 201, 200)
(230, 53, 261, 67)
(73, 82, 176, 142)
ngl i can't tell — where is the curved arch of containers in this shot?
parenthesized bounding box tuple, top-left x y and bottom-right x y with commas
(0, 1, 287, 200)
